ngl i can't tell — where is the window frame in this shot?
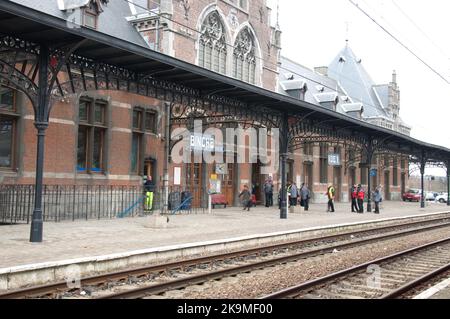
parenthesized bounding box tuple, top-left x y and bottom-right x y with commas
(77, 97, 108, 174)
(319, 143, 328, 184)
(0, 86, 19, 171)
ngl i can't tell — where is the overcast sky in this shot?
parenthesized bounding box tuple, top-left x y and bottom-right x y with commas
(267, 0, 450, 176)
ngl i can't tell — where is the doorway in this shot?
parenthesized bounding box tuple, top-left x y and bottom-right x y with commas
(303, 163, 313, 197)
(144, 158, 157, 186)
(252, 161, 263, 204)
(185, 161, 204, 207)
(221, 163, 236, 206)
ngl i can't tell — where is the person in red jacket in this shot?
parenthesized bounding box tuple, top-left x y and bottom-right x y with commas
(351, 184, 358, 213)
(357, 184, 365, 213)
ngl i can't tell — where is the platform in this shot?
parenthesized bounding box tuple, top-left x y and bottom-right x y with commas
(1, 201, 448, 269)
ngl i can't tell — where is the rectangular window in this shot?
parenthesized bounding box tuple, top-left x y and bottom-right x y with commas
(83, 10, 97, 29)
(319, 143, 328, 184)
(133, 109, 143, 130)
(94, 102, 106, 124)
(0, 117, 14, 168)
(77, 126, 88, 171)
(0, 86, 19, 169)
(77, 98, 108, 173)
(131, 133, 141, 174)
(0, 87, 15, 110)
(145, 111, 157, 134)
(393, 158, 398, 186)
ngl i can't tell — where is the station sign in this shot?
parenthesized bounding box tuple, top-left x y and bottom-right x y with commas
(328, 153, 341, 166)
(190, 133, 215, 151)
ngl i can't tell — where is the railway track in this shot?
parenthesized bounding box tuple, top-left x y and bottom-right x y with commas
(262, 237, 450, 299)
(1, 216, 450, 299)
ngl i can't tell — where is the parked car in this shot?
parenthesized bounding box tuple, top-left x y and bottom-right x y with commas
(435, 194, 449, 204)
(425, 192, 439, 201)
(402, 189, 421, 202)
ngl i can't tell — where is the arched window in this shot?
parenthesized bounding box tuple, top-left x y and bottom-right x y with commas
(233, 27, 256, 84)
(199, 11, 227, 74)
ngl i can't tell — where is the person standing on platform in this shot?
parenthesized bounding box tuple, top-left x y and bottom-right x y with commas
(326, 184, 335, 213)
(300, 183, 311, 211)
(290, 182, 298, 207)
(357, 184, 365, 213)
(264, 177, 274, 207)
(373, 185, 383, 214)
(239, 185, 252, 212)
(144, 176, 155, 211)
(351, 184, 359, 213)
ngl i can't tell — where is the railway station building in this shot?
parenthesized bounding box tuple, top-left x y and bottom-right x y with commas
(1, 0, 447, 227)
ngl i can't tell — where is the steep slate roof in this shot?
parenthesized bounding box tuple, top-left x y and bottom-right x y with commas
(327, 45, 388, 118)
(278, 57, 358, 118)
(9, 0, 148, 48)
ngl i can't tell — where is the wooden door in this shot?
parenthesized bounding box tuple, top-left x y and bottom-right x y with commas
(185, 162, 203, 207)
(221, 163, 235, 206)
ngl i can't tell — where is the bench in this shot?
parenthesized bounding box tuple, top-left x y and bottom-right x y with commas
(211, 194, 228, 209)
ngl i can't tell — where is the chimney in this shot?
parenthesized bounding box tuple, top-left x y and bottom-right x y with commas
(315, 66, 328, 77)
(392, 70, 397, 84)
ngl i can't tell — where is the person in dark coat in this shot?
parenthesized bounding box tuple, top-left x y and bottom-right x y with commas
(264, 177, 274, 207)
(300, 183, 311, 211)
(351, 184, 359, 213)
(239, 185, 252, 211)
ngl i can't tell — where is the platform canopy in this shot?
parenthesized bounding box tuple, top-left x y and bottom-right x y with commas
(0, 0, 449, 162)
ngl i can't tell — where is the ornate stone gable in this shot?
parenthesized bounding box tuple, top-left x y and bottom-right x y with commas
(200, 11, 227, 52)
(233, 27, 255, 64)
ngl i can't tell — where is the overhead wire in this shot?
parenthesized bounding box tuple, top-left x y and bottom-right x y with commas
(348, 0, 450, 85)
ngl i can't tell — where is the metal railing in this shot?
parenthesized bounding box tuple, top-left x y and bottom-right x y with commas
(0, 184, 208, 224)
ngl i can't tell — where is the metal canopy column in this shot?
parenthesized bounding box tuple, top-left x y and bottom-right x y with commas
(279, 113, 289, 219)
(447, 159, 450, 207)
(366, 137, 374, 213)
(420, 150, 426, 209)
(29, 44, 50, 243)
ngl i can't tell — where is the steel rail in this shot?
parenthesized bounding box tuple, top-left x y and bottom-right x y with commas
(1, 215, 449, 299)
(380, 263, 450, 299)
(99, 223, 450, 299)
(261, 237, 450, 299)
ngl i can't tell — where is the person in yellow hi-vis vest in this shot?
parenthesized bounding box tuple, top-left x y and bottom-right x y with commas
(326, 184, 335, 213)
(144, 176, 155, 211)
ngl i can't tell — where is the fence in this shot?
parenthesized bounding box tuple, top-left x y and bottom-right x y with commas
(0, 184, 208, 224)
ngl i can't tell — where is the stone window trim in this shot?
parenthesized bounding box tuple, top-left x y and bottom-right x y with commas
(198, 10, 228, 74)
(76, 96, 110, 175)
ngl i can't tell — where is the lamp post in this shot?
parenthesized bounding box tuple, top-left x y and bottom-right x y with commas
(279, 113, 288, 219)
(30, 44, 50, 243)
